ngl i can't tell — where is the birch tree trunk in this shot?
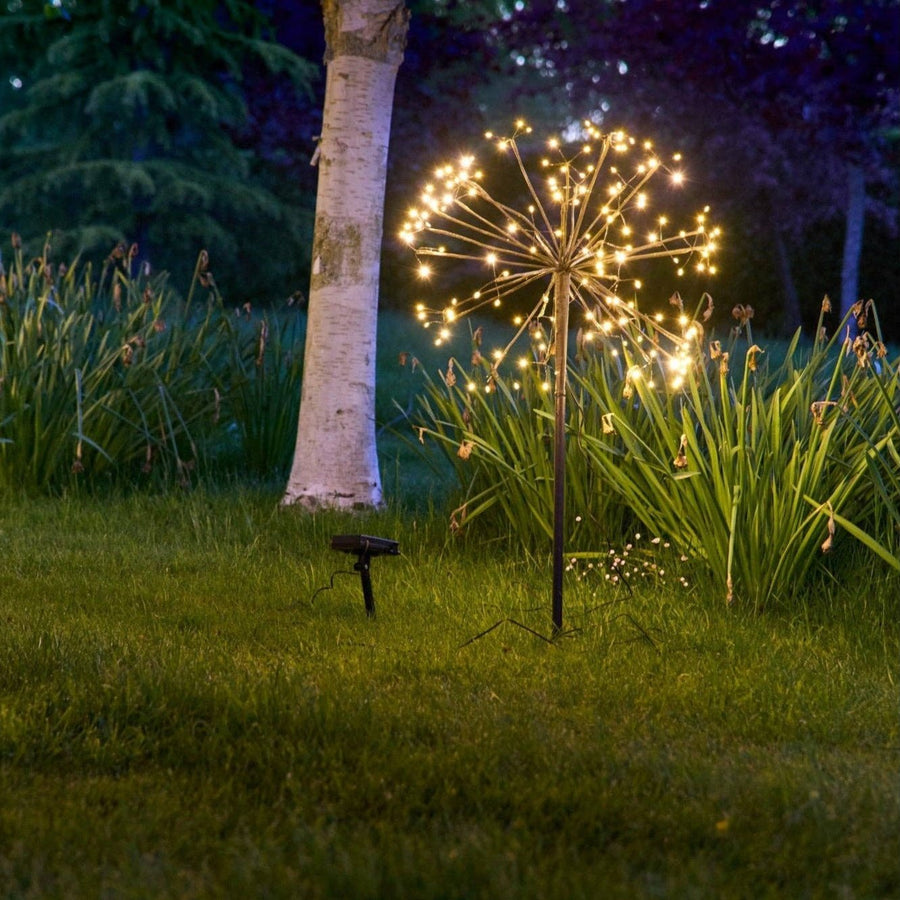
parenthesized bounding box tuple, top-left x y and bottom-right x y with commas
(840, 162, 866, 320)
(283, 0, 408, 509)
(773, 229, 802, 335)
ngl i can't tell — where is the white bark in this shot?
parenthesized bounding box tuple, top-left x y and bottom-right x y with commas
(283, 0, 408, 509)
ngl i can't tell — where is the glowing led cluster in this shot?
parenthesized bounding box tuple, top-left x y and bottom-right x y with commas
(402, 120, 720, 387)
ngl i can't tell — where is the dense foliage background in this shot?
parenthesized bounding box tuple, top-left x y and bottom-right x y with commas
(0, 0, 319, 301)
(1, 0, 898, 335)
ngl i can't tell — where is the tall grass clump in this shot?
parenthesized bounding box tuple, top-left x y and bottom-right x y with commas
(411, 298, 900, 608)
(410, 326, 630, 548)
(0, 234, 305, 494)
(218, 301, 304, 480)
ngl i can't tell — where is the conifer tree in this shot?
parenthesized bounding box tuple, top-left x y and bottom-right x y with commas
(0, 0, 317, 300)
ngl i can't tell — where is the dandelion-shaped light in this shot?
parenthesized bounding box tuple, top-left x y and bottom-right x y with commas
(402, 120, 719, 632)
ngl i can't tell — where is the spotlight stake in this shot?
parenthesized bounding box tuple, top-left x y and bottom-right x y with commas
(330, 534, 399, 617)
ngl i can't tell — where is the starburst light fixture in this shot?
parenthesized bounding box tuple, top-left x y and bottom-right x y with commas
(402, 120, 720, 632)
(402, 120, 719, 382)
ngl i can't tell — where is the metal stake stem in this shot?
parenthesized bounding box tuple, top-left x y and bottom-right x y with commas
(551, 268, 571, 634)
(355, 554, 376, 617)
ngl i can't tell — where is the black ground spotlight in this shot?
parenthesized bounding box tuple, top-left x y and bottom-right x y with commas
(330, 534, 399, 617)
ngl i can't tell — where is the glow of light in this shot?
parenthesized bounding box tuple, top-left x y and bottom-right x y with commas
(404, 119, 718, 389)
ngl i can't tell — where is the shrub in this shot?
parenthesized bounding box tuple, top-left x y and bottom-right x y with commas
(0, 234, 305, 494)
(411, 302, 900, 608)
(411, 348, 631, 549)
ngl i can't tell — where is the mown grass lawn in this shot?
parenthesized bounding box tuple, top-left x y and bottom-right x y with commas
(1, 488, 898, 898)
